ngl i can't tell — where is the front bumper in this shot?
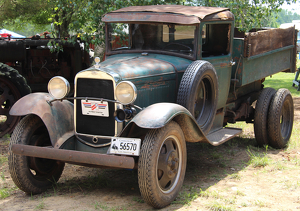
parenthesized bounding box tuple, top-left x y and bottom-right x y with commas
(11, 144, 135, 169)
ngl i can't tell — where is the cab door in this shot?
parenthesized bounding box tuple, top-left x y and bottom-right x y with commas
(198, 21, 234, 131)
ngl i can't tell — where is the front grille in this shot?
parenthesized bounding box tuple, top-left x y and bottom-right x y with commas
(75, 78, 115, 136)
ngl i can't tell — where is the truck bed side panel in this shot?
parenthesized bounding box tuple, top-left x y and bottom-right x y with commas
(244, 27, 295, 57)
(232, 28, 296, 87)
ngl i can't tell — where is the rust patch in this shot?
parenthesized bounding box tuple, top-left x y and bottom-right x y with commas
(140, 81, 166, 89)
(220, 63, 227, 67)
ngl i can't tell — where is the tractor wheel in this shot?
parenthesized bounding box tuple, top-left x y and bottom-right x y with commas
(8, 114, 64, 194)
(254, 87, 276, 147)
(268, 88, 294, 149)
(177, 60, 218, 135)
(138, 121, 186, 208)
(0, 63, 31, 137)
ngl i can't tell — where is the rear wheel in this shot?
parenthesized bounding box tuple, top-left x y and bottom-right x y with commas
(8, 115, 64, 194)
(0, 63, 31, 137)
(138, 121, 186, 208)
(267, 88, 294, 149)
(254, 88, 276, 147)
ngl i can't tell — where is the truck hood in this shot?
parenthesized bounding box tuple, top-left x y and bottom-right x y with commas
(97, 53, 192, 82)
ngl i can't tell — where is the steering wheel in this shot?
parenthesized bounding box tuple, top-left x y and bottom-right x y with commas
(163, 43, 192, 53)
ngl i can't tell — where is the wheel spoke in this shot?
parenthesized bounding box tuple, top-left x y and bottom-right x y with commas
(158, 171, 171, 189)
(158, 150, 169, 172)
(164, 139, 175, 152)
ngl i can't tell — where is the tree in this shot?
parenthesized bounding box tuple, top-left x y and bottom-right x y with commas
(276, 9, 300, 25)
(0, 0, 298, 45)
(192, 0, 298, 31)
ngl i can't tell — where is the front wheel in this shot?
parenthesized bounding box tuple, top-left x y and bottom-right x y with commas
(8, 115, 65, 194)
(138, 121, 186, 208)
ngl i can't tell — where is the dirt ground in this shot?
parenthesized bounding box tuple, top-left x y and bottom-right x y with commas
(1, 98, 300, 211)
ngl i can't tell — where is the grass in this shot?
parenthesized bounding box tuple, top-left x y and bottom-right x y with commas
(229, 173, 241, 180)
(0, 156, 7, 165)
(35, 199, 45, 210)
(207, 201, 235, 211)
(0, 187, 17, 199)
(247, 147, 271, 168)
(263, 72, 300, 96)
(0, 188, 10, 199)
(263, 55, 300, 97)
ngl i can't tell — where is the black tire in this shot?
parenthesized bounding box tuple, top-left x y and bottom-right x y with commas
(8, 114, 65, 194)
(138, 121, 187, 208)
(0, 63, 31, 137)
(177, 60, 218, 135)
(268, 88, 294, 149)
(254, 88, 276, 147)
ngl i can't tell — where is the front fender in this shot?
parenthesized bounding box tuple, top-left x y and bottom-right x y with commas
(120, 103, 209, 143)
(10, 93, 74, 148)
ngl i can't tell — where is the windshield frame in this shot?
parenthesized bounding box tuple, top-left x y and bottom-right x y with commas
(105, 22, 199, 60)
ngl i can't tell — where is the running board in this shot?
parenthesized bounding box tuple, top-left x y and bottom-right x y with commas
(206, 127, 242, 146)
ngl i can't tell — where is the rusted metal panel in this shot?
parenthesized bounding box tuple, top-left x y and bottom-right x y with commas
(243, 27, 295, 57)
(103, 5, 231, 24)
(9, 93, 74, 147)
(202, 11, 234, 22)
(11, 144, 135, 169)
(241, 47, 293, 85)
(103, 13, 200, 24)
(109, 5, 229, 19)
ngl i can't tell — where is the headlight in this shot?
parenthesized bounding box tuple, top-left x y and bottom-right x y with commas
(48, 76, 70, 99)
(115, 81, 137, 105)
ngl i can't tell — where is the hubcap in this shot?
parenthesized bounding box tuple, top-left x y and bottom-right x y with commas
(157, 135, 182, 193)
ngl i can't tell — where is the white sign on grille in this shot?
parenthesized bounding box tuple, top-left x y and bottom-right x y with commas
(81, 100, 109, 117)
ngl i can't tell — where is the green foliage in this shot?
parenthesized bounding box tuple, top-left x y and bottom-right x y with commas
(0, 0, 298, 47)
(193, 0, 297, 31)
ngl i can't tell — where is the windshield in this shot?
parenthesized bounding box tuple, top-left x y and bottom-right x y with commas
(107, 23, 196, 58)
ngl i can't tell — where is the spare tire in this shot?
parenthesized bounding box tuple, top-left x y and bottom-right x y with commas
(177, 60, 218, 135)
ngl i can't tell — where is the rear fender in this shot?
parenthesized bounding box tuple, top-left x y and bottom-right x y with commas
(10, 93, 74, 148)
(120, 103, 209, 143)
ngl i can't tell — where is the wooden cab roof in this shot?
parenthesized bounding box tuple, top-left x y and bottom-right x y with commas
(102, 5, 234, 24)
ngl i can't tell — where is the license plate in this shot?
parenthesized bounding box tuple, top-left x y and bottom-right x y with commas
(110, 137, 141, 156)
(81, 100, 109, 117)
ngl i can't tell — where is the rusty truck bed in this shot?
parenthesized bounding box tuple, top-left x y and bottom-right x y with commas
(232, 27, 297, 87)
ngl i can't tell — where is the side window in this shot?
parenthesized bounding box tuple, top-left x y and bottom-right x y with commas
(109, 23, 130, 51)
(202, 23, 231, 57)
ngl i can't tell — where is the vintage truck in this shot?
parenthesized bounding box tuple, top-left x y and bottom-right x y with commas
(0, 34, 91, 137)
(8, 5, 297, 208)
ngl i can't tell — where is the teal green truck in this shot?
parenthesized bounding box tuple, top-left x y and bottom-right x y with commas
(8, 5, 297, 208)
